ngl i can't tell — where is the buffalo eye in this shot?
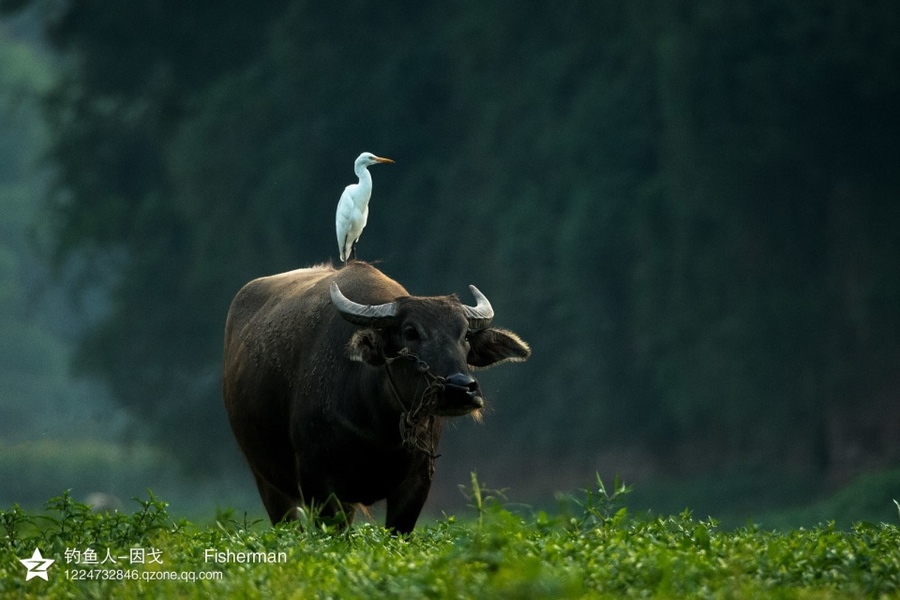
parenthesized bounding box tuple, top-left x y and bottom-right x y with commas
(402, 325, 421, 342)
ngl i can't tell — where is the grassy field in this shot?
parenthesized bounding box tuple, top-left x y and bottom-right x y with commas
(2, 477, 899, 599)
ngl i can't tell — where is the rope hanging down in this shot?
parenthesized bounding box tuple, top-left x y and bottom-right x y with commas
(383, 348, 445, 476)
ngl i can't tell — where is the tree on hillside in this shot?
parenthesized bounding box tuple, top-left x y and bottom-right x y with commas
(4, 0, 900, 484)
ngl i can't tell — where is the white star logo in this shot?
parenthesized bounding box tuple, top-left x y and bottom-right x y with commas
(19, 548, 55, 581)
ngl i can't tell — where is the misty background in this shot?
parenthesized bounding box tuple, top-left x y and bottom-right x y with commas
(1, 2, 898, 526)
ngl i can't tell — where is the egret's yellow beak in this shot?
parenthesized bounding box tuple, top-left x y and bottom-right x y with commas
(374, 156, 395, 164)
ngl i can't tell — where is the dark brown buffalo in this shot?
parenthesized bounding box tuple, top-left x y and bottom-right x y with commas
(223, 261, 530, 532)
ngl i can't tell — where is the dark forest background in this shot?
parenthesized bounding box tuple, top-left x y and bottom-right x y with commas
(2, 1, 899, 520)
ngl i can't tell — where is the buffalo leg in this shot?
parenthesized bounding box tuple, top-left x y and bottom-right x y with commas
(385, 474, 431, 534)
(252, 470, 300, 525)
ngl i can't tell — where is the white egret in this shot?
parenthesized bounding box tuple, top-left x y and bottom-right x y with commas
(335, 152, 394, 262)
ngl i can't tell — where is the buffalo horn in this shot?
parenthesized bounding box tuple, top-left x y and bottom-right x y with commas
(463, 285, 494, 330)
(330, 282, 399, 328)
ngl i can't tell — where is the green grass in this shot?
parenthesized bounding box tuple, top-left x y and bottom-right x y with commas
(3, 477, 899, 599)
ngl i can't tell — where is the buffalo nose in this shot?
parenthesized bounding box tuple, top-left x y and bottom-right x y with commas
(446, 373, 478, 392)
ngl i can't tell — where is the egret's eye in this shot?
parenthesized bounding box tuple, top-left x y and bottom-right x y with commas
(402, 325, 420, 342)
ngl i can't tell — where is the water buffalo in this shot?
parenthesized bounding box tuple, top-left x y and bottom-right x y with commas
(223, 261, 530, 532)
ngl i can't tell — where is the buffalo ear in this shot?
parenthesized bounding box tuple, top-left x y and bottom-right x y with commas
(346, 329, 386, 365)
(467, 328, 531, 369)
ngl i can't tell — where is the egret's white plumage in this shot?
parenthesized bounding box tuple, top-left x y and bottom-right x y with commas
(336, 152, 394, 262)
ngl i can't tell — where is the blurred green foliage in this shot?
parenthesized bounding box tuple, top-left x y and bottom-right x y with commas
(0, 24, 120, 445)
(2, 2, 899, 486)
(0, 439, 161, 506)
